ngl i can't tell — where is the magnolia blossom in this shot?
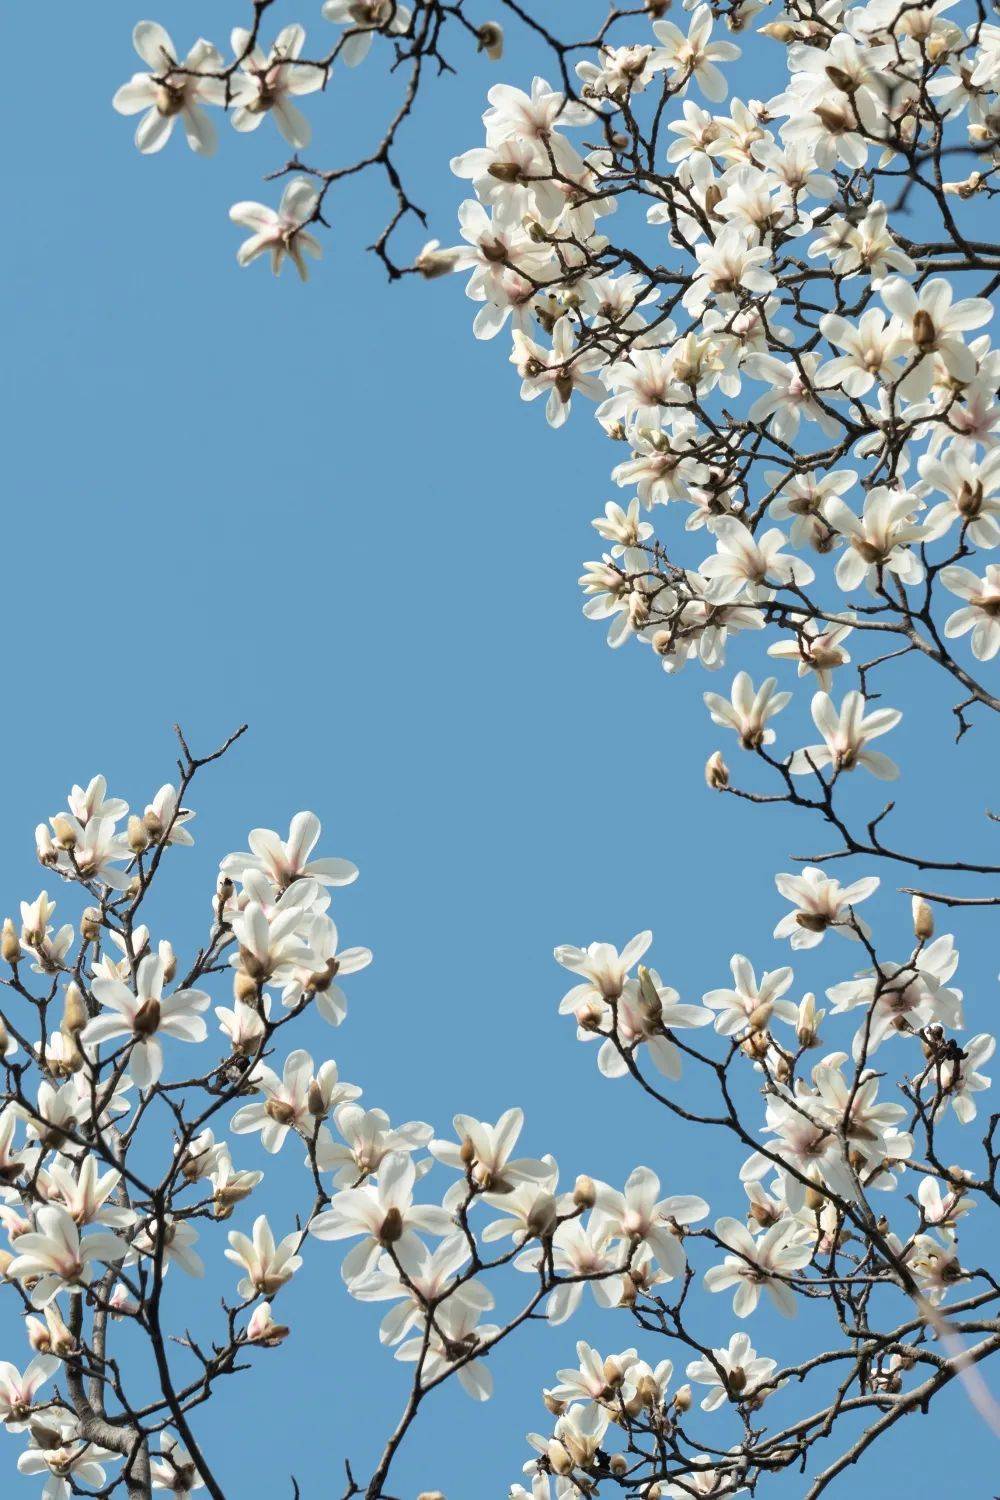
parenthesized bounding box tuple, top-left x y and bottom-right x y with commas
(773, 868, 879, 949)
(309, 1151, 453, 1282)
(790, 690, 900, 780)
(229, 24, 324, 146)
(84, 954, 209, 1088)
(704, 1216, 813, 1317)
(225, 1215, 303, 1299)
(113, 22, 224, 154)
(686, 1332, 777, 1411)
(940, 564, 1000, 661)
(7, 1205, 126, 1308)
(230, 181, 324, 281)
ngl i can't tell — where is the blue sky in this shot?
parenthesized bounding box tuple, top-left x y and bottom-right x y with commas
(2, 3, 997, 1495)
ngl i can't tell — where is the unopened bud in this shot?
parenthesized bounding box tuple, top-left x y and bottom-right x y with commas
(476, 20, 504, 59)
(747, 1001, 773, 1033)
(526, 1192, 558, 1240)
(378, 1206, 405, 1245)
(705, 750, 729, 790)
(542, 1389, 567, 1416)
(44, 1303, 77, 1357)
(233, 970, 259, 1005)
(547, 1439, 573, 1476)
(912, 896, 934, 942)
(575, 999, 604, 1031)
(760, 20, 797, 40)
(62, 982, 88, 1036)
(51, 815, 77, 850)
(127, 816, 150, 854)
(1, 918, 21, 965)
(307, 1080, 327, 1117)
(637, 967, 663, 1024)
(160, 941, 177, 984)
(80, 907, 102, 943)
(246, 1301, 290, 1346)
(573, 1174, 597, 1210)
(26, 1316, 51, 1353)
(672, 1383, 692, 1413)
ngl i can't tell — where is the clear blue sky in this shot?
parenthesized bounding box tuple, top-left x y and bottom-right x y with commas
(1, 4, 997, 1495)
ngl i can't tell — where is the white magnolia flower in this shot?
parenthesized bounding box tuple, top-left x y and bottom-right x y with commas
(151, 1434, 205, 1493)
(704, 672, 790, 749)
(703, 955, 796, 1036)
(596, 1165, 708, 1277)
(230, 1050, 361, 1153)
(113, 22, 224, 155)
(229, 24, 324, 147)
(84, 954, 209, 1088)
(686, 1331, 777, 1410)
(789, 690, 901, 780)
(309, 1151, 453, 1283)
(704, 1216, 812, 1316)
(7, 1205, 126, 1308)
(225, 1214, 303, 1299)
(823, 487, 928, 592)
(702, 519, 814, 599)
(0, 1355, 60, 1431)
(940, 564, 1000, 660)
(222, 811, 357, 890)
(651, 6, 740, 102)
(773, 868, 879, 949)
(322, 0, 413, 67)
(229, 181, 324, 282)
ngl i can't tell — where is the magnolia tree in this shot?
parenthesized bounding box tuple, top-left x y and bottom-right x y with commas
(2, 0, 998, 1496)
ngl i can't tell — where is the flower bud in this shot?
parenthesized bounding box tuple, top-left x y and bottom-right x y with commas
(747, 1001, 773, 1033)
(45, 1303, 77, 1357)
(672, 1383, 692, 1413)
(61, 982, 88, 1036)
(705, 751, 729, 790)
(526, 1192, 558, 1240)
(637, 967, 663, 1025)
(760, 20, 797, 40)
(307, 1080, 327, 1117)
(0, 1248, 12, 1278)
(26, 1316, 51, 1353)
(476, 19, 504, 58)
(415, 241, 462, 279)
(574, 999, 604, 1031)
(127, 816, 150, 854)
(80, 906, 102, 943)
(547, 1440, 573, 1476)
(1, 918, 21, 965)
(542, 1389, 566, 1416)
(51, 815, 77, 850)
(912, 896, 934, 942)
(0, 1017, 8, 1059)
(796, 992, 820, 1049)
(573, 1174, 597, 1210)
(246, 1301, 290, 1347)
(233, 970, 259, 1005)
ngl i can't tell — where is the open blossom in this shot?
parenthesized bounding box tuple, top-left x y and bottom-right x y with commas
(773, 868, 879, 949)
(686, 1332, 777, 1410)
(322, 0, 413, 67)
(940, 564, 1000, 661)
(789, 690, 900, 780)
(229, 24, 324, 147)
(0, 1356, 59, 1431)
(222, 811, 357, 891)
(704, 672, 790, 750)
(823, 487, 928, 592)
(701, 519, 814, 600)
(704, 1216, 812, 1316)
(309, 1151, 453, 1282)
(7, 1205, 126, 1308)
(553, 932, 652, 1014)
(703, 955, 796, 1037)
(84, 953, 209, 1088)
(316, 1103, 432, 1187)
(430, 1107, 551, 1195)
(225, 1214, 303, 1299)
(151, 1435, 205, 1492)
(17, 1411, 112, 1500)
(767, 617, 852, 690)
(881, 275, 992, 399)
(231, 1049, 361, 1153)
(113, 22, 224, 155)
(230, 181, 324, 282)
(651, 6, 740, 102)
(595, 1166, 707, 1278)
